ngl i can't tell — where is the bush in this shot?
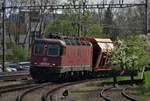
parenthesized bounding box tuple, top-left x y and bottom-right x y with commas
(12, 46, 29, 62)
(108, 40, 137, 70)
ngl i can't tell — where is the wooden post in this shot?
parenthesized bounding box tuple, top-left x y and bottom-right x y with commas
(113, 76, 117, 87)
(130, 70, 135, 85)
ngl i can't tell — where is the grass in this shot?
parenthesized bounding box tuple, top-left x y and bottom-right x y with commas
(117, 70, 145, 80)
(136, 71, 150, 101)
(106, 71, 150, 101)
(115, 71, 150, 100)
(70, 71, 150, 101)
(142, 71, 150, 88)
(85, 78, 113, 87)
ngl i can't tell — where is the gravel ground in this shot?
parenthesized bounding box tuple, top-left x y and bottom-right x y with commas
(68, 89, 105, 101)
(1, 90, 25, 101)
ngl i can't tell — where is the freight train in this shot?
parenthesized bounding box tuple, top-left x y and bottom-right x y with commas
(30, 34, 114, 81)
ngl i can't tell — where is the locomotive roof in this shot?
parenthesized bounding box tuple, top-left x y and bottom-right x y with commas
(34, 38, 92, 46)
(34, 38, 66, 46)
(63, 38, 92, 46)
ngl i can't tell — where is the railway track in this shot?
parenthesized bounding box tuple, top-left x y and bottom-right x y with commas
(0, 80, 36, 94)
(0, 78, 106, 101)
(16, 80, 89, 101)
(121, 87, 139, 101)
(0, 71, 30, 81)
(0, 78, 143, 101)
(16, 82, 52, 101)
(42, 78, 107, 101)
(100, 86, 140, 101)
(42, 82, 76, 101)
(100, 86, 114, 101)
(42, 79, 143, 101)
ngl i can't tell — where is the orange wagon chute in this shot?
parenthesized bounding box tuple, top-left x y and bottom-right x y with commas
(81, 38, 114, 71)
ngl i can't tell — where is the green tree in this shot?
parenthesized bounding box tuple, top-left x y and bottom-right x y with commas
(44, 11, 104, 38)
(43, 0, 105, 38)
(85, 24, 105, 38)
(123, 35, 150, 68)
(108, 40, 137, 70)
(44, 18, 76, 37)
(103, 8, 114, 36)
(11, 46, 29, 62)
(109, 34, 150, 70)
(80, 11, 105, 38)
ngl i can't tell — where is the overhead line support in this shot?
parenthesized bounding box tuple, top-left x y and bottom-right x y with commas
(1, 3, 146, 10)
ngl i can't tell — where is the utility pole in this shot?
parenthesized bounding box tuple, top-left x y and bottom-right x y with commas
(2, 0, 5, 72)
(145, 0, 148, 34)
(29, 0, 31, 47)
(39, 0, 43, 35)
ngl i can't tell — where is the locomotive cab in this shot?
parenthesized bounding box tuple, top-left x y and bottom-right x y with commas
(30, 38, 66, 81)
(33, 43, 61, 57)
(31, 39, 65, 66)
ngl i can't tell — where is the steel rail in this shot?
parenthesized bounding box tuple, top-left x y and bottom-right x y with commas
(100, 85, 140, 101)
(121, 88, 139, 101)
(0, 80, 36, 94)
(100, 86, 113, 101)
(0, 71, 30, 81)
(0, 71, 29, 76)
(16, 82, 52, 101)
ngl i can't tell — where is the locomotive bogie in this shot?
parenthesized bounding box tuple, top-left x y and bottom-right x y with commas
(30, 66, 93, 81)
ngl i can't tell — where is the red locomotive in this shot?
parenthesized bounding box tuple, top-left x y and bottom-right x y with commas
(30, 35, 114, 81)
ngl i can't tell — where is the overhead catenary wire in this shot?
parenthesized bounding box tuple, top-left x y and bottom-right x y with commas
(0, 3, 146, 10)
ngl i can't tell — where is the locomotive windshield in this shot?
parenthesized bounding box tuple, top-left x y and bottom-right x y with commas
(47, 45, 60, 56)
(33, 41, 61, 57)
(33, 44, 44, 55)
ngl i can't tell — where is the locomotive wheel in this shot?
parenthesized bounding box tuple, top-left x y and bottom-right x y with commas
(73, 71, 79, 80)
(78, 71, 84, 79)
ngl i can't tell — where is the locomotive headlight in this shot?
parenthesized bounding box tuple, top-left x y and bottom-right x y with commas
(52, 64, 56, 66)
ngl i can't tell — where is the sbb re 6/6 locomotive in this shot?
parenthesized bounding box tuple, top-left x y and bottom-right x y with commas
(30, 35, 114, 81)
